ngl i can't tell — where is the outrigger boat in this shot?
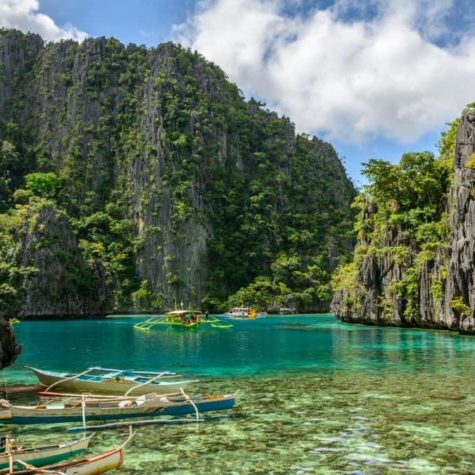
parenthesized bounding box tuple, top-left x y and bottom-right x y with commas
(0, 391, 236, 425)
(0, 432, 133, 475)
(0, 435, 92, 470)
(134, 310, 233, 331)
(223, 307, 266, 319)
(28, 366, 198, 395)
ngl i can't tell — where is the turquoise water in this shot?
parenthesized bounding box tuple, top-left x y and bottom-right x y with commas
(5, 315, 475, 381)
(2, 315, 475, 473)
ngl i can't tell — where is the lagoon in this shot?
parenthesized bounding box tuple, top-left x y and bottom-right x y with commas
(2, 315, 475, 473)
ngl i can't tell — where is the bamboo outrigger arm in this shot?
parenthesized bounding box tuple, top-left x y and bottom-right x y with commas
(89, 367, 176, 377)
(67, 417, 203, 432)
(12, 458, 67, 475)
(120, 427, 136, 449)
(180, 388, 200, 422)
(123, 372, 167, 397)
(6, 436, 13, 475)
(43, 367, 96, 393)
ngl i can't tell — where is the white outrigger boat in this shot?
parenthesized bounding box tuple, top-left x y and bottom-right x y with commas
(0, 391, 236, 425)
(29, 366, 198, 395)
(223, 307, 266, 319)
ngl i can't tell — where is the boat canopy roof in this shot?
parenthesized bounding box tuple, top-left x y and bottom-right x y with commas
(33, 366, 176, 377)
(166, 310, 201, 315)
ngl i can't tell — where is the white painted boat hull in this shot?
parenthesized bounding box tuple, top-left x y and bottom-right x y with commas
(2, 447, 124, 474)
(31, 368, 197, 395)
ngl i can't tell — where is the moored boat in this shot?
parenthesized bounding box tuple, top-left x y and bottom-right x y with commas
(279, 307, 296, 314)
(0, 435, 92, 470)
(164, 310, 204, 328)
(223, 307, 266, 319)
(0, 440, 129, 475)
(0, 391, 236, 425)
(28, 367, 198, 395)
(134, 311, 233, 330)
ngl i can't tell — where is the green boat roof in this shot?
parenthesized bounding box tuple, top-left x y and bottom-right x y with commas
(166, 310, 201, 315)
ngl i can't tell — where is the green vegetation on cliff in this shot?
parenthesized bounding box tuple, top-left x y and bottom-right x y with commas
(331, 106, 475, 333)
(332, 119, 457, 318)
(0, 29, 355, 316)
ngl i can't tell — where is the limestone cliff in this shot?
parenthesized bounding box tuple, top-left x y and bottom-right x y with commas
(15, 202, 109, 318)
(331, 110, 475, 334)
(0, 29, 355, 315)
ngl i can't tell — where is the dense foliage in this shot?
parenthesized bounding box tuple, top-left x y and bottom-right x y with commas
(0, 29, 355, 316)
(332, 117, 459, 321)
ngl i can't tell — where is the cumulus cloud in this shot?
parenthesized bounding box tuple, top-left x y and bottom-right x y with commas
(175, 0, 475, 144)
(0, 0, 87, 42)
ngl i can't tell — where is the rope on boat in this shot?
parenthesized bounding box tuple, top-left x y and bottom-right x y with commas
(180, 388, 200, 423)
(123, 372, 167, 397)
(44, 367, 95, 393)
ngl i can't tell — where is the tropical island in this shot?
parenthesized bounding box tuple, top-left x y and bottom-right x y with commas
(0, 13, 474, 474)
(0, 29, 355, 321)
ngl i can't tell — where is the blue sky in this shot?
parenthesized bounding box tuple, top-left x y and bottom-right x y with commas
(2, 0, 474, 187)
(39, 0, 193, 47)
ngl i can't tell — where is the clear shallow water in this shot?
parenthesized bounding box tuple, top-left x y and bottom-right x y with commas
(2, 315, 475, 473)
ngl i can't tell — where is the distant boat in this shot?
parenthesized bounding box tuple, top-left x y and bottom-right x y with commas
(279, 307, 297, 314)
(163, 310, 205, 328)
(0, 435, 91, 470)
(223, 307, 266, 319)
(134, 310, 233, 330)
(0, 392, 236, 425)
(28, 367, 198, 395)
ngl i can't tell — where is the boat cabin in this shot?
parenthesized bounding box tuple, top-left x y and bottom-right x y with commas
(166, 310, 203, 324)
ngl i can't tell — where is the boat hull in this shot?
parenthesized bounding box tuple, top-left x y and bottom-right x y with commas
(0, 436, 91, 470)
(1, 395, 235, 425)
(31, 368, 196, 395)
(0, 447, 123, 475)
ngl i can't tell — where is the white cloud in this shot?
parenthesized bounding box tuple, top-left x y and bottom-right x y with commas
(0, 0, 87, 42)
(175, 0, 475, 144)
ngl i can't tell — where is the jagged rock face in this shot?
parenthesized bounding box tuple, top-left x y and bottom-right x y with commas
(0, 30, 355, 313)
(0, 31, 43, 113)
(0, 318, 21, 369)
(13, 203, 110, 318)
(332, 112, 475, 334)
(444, 112, 475, 332)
